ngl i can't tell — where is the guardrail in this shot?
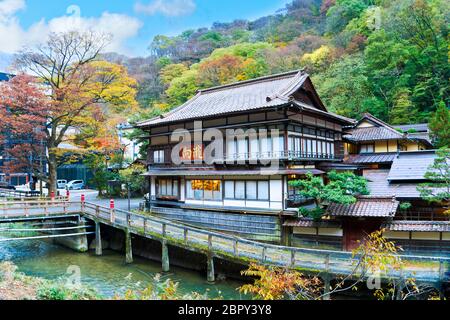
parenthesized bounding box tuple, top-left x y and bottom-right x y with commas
(0, 189, 67, 201)
(0, 188, 40, 198)
(0, 200, 449, 283)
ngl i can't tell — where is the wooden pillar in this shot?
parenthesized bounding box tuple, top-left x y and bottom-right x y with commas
(395, 267, 405, 300)
(207, 254, 215, 283)
(322, 275, 331, 300)
(323, 254, 331, 300)
(281, 226, 292, 246)
(161, 240, 170, 273)
(95, 221, 102, 256)
(439, 261, 446, 299)
(125, 231, 133, 264)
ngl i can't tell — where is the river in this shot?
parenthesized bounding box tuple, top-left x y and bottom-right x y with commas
(0, 239, 246, 300)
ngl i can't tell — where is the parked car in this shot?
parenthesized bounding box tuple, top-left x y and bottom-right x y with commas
(66, 180, 85, 190)
(0, 181, 16, 190)
(57, 180, 67, 189)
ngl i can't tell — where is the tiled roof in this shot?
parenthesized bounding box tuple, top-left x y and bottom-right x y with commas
(343, 113, 409, 143)
(364, 169, 443, 199)
(327, 196, 399, 218)
(387, 150, 437, 181)
(343, 126, 404, 142)
(138, 70, 302, 127)
(137, 70, 352, 128)
(344, 153, 397, 164)
(385, 221, 450, 232)
(407, 132, 433, 145)
(394, 123, 429, 133)
(283, 219, 341, 228)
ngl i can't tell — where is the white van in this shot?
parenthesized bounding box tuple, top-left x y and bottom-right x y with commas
(66, 180, 85, 190)
(57, 180, 67, 189)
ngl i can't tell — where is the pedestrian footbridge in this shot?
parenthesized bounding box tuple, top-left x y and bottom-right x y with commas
(0, 198, 448, 293)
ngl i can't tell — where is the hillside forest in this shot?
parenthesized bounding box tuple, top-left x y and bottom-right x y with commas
(107, 0, 448, 132)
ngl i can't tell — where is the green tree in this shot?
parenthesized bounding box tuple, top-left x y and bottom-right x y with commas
(429, 101, 450, 148)
(313, 54, 384, 118)
(166, 69, 200, 106)
(389, 88, 419, 124)
(84, 153, 115, 197)
(160, 63, 189, 86)
(289, 171, 369, 219)
(119, 164, 146, 196)
(417, 148, 450, 214)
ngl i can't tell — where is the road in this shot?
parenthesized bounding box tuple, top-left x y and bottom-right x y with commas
(68, 190, 142, 211)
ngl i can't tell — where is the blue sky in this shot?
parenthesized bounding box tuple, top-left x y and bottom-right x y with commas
(0, 0, 292, 56)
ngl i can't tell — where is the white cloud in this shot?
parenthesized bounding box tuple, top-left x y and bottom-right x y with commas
(46, 12, 143, 54)
(135, 0, 196, 17)
(0, 1, 143, 55)
(0, 0, 24, 16)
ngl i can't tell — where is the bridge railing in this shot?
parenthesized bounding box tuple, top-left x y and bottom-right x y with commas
(0, 199, 76, 218)
(0, 199, 448, 282)
(79, 202, 450, 282)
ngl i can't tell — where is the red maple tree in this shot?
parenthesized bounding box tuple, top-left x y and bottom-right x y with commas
(0, 74, 49, 184)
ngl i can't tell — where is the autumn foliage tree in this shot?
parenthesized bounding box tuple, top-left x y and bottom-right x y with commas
(14, 31, 138, 194)
(240, 230, 435, 300)
(0, 74, 49, 182)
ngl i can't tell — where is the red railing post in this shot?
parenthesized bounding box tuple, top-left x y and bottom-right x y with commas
(81, 194, 85, 212)
(50, 191, 55, 202)
(66, 190, 70, 201)
(110, 199, 115, 223)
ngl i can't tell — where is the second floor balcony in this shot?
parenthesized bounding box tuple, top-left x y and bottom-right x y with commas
(149, 149, 343, 166)
(215, 150, 339, 163)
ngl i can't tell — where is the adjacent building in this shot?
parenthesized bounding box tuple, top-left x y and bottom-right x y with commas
(285, 115, 448, 254)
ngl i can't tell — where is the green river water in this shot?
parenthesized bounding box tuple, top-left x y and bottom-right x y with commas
(0, 239, 246, 299)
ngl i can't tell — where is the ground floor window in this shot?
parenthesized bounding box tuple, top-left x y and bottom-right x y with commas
(186, 180, 222, 201)
(224, 180, 270, 201)
(157, 179, 179, 198)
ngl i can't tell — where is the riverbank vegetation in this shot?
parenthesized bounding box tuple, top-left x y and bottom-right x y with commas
(0, 262, 100, 300)
(0, 261, 219, 301)
(240, 230, 441, 300)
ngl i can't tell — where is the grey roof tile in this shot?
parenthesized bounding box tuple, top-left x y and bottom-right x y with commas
(283, 219, 341, 228)
(327, 196, 399, 218)
(394, 123, 429, 133)
(137, 70, 352, 128)
(385, 221, 450, 232)
(387, 151, 437, 181)
(138, 71, 303, 127)
(344, 153, 397, 164)
(343, 126, 404, 142)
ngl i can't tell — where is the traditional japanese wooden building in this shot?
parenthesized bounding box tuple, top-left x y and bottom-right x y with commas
(138, 71, 449, 254)
(137, 70, 354, 241)
(342, 113, 432, 168)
